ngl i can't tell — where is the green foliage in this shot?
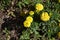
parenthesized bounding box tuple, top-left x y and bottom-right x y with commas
(17, 0, 42, 9)
(0, 0, 60, 40)
(3, 28, 10, 40)
(20, 30, 30, 39)
(0, 0, 11, 10)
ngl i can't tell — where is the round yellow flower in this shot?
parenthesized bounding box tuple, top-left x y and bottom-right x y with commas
(41, 12, 50, 22)
(29, 11, 34, 15)
(23, 21, 31, 28)
(57, 32, 60, 38)
(26, 16, 33, 23)
(36, 3, 44, 11)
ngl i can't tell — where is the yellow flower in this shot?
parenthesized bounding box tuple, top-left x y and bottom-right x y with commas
(57, 32, 60, 38)
(29, 11, 34, 15)
(36, 3, 44, 11)
(26, 16, 33, 23)
(41, 12, 50, 22)
(23, 21, 31, 28)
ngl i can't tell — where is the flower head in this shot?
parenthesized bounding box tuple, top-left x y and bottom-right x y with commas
(23, 21, 31, 28)
(40, 12, 50, 22)
(36, 3, 44, 11)
(29, 11, 34, 15)
(26, 16, 33, 23)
